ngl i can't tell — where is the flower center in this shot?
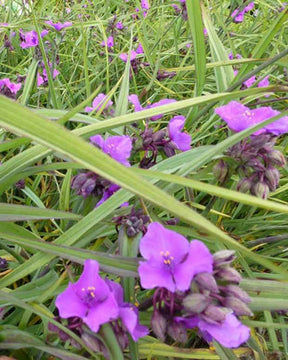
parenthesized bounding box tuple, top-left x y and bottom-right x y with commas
(244, 110, 253, 118)
(80, 286, 98, 307)
(160, 250, 174, 267)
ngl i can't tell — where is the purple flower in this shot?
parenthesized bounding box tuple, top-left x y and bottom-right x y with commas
(85, 93, 113, 113)
(168, 115, 191, 151)
(107, 280, 149, 341)
(55, 260, 119, 332)
(243, 75, 256, 88)
(197, 313, 250, 348)
(37, 67, 60, 86)
(101, 35, 114, 48)
(141, 0, 149, 10)
(20, 30, 48, 48)
(138, 223, 213, 292)
(45, 21, 72, 31)
(136, 42, 144, 54)
(215, 101, 288, 136)
(0, 78, 22, 94)
(116, 21, 124, 29)
(90, 135, 132, 167)
(231, 2, 254, 23)
(128, 94, 176, 121)
(119, 50, 138, 62)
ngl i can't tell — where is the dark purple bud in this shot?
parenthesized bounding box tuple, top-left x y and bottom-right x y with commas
(0, 258, 8, 270)
(237, 178, 252, 193)
(194, 272, 218, 293)
(266, 150, 286, 167)
(265, 167, 280, 191)
(202, 305, 227, 324)
(251, 181, 270, 199)
(82, 332, 109, 358)
(81, 178, 97, 197)
(151, 311, 167, 341)
(71, 173, 88, 190)
(215, 267, 242, 283)
(152, 130, 166, 142)
(163, 143, 176, 157)
(213, 250, 236, 267)
(223, 285, 251, 304)
(183, 293, 210, 314)
(167, 320, 188, 343)
(222, 296, 253, 316)
(143, 136, 153, 147)
(250, 134, 275, 149)
(245, 158, 265, 171)
(15, 179, 25, 189)
(213, 160, 229, 183)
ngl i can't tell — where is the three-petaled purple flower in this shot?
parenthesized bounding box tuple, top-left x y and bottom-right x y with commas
(45, 21, 72, 31)
(0, 78, 22, 95)
(85, 93, 113, 113)
(138, 223, 213, 292)
(101, 36, 114, 48)
(55, 260, 119, 332)
(128, 94, 176, 121)
(231, 2, 254, 23)
(215, 101, 288, 136)
(176, 313, 250, 348)
(20, 29, 48, 48)
(168, 115, 191, 151)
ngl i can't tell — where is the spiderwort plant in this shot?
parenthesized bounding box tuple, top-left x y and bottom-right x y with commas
(55, 260, 148, 356)
(138, 224, 251, 348)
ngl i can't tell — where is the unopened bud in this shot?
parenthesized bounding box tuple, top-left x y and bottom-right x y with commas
(250, 134, 274, 149)
(167, 320, 188, 343)
(202, 305, 227, 324)
(152, 130, 165, 142)
(194, 272, 218, 293)
(151, 311, 167, 342)
(223, 285, 251, 304)
(237, 178, 252, 193)
(265, 167, 280, 191)
(163, 143, 176, 157)
(82, 332, 103, 353)
(81, 178, 96, 197)
(213, 160, 229, 183)
(0, 257, 8, 270)
(223, 296, 253, 316)
(213, 250, 236, 267)
(251, 181, 270, 199)
(71, 173, 88, 190)
(183, 293, 210, 314)
(267, 149, 286, 167)
(215, 267, 242, 283)
(15, 179, 25, 189)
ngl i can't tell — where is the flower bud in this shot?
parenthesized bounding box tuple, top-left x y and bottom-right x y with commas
(183, 293, 210, 314)
(167, 320, 188, 343)
(81, 178, 97, 197)
(151, 311, 167, 341)
(71, 173, 88, 191)
(194, 272, 218, 293)
(0, 257, 7, 270)
(265, 167, 280, 191)
(15, 179, 25, 189)
(213, 160, 229, 183)
(237, 178, 252, 193)
(163, 143, 176, 157)
(251, 181, 270, 199)
(202, 305, 227, 324)
(222, 296, 253, 316)
(267, 149, 286, 167)
(250, 134, 274, 149)
(152, 130, 165, 142)
(215, 267, 242, 283)
(223, 285, 251, 304)
(213, 250, 236, 267)
(82, 332, 104, 353)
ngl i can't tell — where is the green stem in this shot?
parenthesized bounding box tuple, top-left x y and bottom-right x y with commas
(99, 323, 124, 360)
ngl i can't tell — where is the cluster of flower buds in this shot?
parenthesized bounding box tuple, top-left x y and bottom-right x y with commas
(113, 207, 150, 237)
(149, 249, 251, 347)
(71, 171, 111, 198)
(0, 257, 8, 271)
(134, 115, 191, 168)
(214, 134, 286, 199)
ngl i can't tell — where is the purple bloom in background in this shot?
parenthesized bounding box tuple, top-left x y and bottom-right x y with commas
(85, 93, 113, 113)
(168, 115, 191, 151)
(215, 101, 288, 136)
(37, 67, 60, 86)
(128, 94, 176, 121)
(0, 78, 21, 95)
(141, 0, 149, 10)
(101, 35, 114, 48)
(20, 29, 48, 48)
(119, 50, 138, 62)
(243, 75, 256, 88)
(90, 135, 132, 167)
(136, 42, 144, 54)
(116, 21, 124, 29)
(138, 222, 213, 292)
(45, 20, 72, 31)
(107, 280, 149, 341)
(231, 2, 254, 23)
(198, 313, 250, 348)
(55, 260, 119, 332)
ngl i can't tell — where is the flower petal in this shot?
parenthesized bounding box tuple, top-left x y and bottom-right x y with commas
(55, 283, 87, 319)
(119, 305, 149, 341)
(138, 260, 175, 292)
